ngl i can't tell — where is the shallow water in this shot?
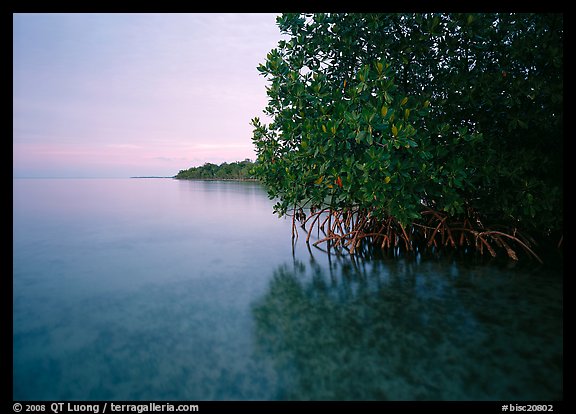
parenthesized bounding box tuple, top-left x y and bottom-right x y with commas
(13, 178, 562, 400)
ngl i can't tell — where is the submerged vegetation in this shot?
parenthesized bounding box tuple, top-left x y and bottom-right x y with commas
(253, 258, 563, 399)
(251, 13, 563, 261)
(175, 159, 256, 180)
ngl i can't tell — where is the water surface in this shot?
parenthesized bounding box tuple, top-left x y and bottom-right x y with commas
(13, 178, 562, 400)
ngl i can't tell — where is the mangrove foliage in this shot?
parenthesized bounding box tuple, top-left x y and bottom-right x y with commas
(251, 13, 563, 261)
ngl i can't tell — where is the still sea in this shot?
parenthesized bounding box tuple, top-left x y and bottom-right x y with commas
(13, 178, 562, 400)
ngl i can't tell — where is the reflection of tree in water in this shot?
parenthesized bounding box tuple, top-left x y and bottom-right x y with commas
(252, 253, 562, 400)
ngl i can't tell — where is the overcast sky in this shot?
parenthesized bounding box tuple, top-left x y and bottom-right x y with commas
(13, 13, 284, 178)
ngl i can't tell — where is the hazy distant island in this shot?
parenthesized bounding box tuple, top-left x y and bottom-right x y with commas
(174, 159, 256, 181)
(130, 176, 173, 179)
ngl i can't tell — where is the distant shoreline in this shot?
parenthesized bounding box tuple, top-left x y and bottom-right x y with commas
(130, 176, 259, 182)
(130, 176, 174, 179)
(173, 177, 259, 182)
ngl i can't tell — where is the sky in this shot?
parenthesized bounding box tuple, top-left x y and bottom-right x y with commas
(13, 13, 284, 178)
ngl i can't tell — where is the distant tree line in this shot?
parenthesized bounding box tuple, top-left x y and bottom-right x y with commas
(175, 159, 256, 180)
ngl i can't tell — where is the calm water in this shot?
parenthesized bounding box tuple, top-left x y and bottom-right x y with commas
(13, 178, 563, 400)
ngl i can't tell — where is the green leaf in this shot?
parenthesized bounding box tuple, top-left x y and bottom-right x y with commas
(517, 119, 528, 129)
(384, 91, 392, 104)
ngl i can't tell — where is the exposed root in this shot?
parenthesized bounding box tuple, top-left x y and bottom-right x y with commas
(293, 206, 544, 262)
